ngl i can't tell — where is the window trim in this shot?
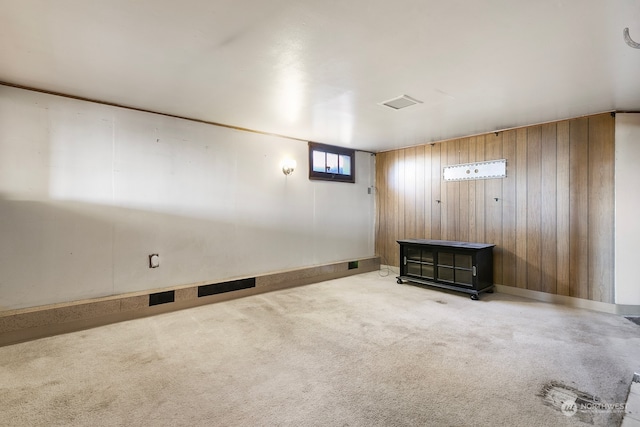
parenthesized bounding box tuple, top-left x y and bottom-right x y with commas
(308, 142, 356, 183)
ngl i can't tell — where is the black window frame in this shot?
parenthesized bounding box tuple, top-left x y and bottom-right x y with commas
(308, 142, 356, 183)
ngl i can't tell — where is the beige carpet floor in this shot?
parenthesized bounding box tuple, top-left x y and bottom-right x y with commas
(1, 270, 639, 427)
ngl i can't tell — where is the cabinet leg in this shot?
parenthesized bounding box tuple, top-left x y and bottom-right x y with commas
(470, 294, 479, 300)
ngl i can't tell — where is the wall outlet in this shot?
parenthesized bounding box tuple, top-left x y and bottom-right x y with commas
(149, 254, 159, 268)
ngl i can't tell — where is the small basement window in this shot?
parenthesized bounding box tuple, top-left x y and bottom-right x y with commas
(308, 142, 355, 183)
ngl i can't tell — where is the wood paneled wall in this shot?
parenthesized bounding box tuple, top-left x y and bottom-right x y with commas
(375, 113, 615, 303)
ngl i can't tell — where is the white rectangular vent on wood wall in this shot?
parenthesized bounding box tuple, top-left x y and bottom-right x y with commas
(443, 159, 507, 181)
(380, 95, 423, 110)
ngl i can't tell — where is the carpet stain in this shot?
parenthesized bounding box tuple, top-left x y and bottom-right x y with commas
(435, 300, 447, 305)
(539, 381, 598, 424)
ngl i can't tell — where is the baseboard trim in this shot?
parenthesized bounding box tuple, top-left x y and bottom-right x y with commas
(0, 257, 380, 347)
(495, 285, 640, 315)
(380, 264, 640, 315)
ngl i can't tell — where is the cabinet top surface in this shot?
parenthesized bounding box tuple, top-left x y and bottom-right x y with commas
(397, 239, 495, 250)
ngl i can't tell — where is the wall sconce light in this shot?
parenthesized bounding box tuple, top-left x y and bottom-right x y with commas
(281, 158, 296, 176)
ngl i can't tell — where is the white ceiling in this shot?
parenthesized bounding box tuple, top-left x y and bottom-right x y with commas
(1, 0, 639, 152)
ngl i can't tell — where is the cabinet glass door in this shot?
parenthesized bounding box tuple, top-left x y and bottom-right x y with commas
(455, 254, 472, 269)
(406, 247, 422, 261)
(406, 262, 421, 276)
(404, 246, 435, 279)
(438, 267, 454, 282)
(453, 253, 473, 286)
(422, 264, 435, 279)
(438, 252, 454, 267)
(455, 269, 473, 286)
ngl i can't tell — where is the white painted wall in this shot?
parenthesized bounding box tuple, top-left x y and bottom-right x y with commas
(0, 86, 375, 310)
(615, 113, 640, 305)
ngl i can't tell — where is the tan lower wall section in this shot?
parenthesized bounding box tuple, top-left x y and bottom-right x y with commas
(0, 257, 380, 347)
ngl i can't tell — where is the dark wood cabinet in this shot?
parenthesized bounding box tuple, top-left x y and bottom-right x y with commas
(397, 239, 495, 300)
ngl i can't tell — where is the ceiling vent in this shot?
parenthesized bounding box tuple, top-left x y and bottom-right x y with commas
(380, 95, 423, 110)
